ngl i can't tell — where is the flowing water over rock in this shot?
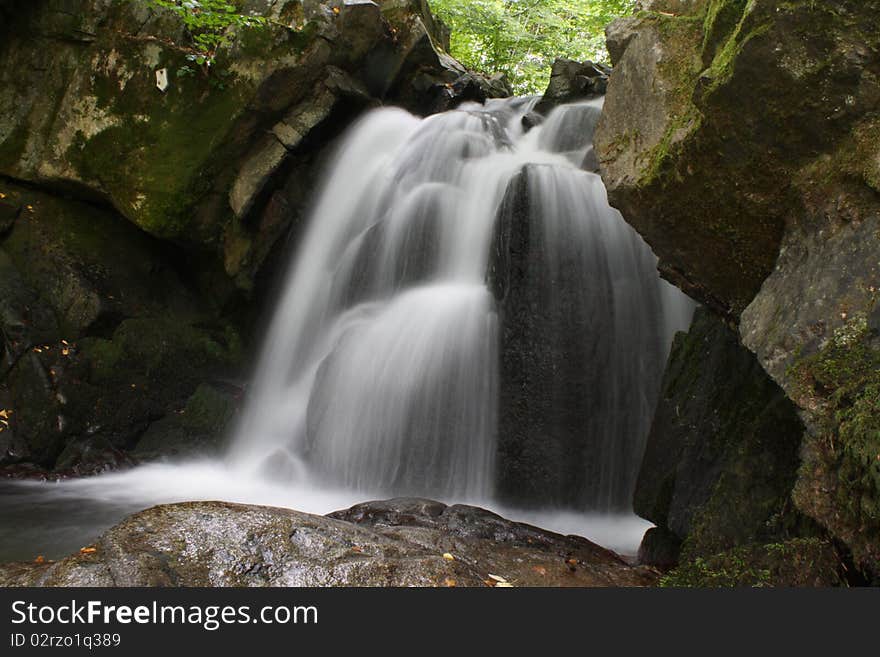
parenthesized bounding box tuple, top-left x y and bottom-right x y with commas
(231, 96, 693, 506)
(0, 97, 692, 561)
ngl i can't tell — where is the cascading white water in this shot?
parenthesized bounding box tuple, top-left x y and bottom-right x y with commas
(229, 96, 695, 505)
(0, 97, 695, 562)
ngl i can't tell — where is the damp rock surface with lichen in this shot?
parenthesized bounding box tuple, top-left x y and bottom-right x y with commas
(0, 499, 657, 587)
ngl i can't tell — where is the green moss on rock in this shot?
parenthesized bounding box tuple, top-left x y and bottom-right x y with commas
(661, 538, 845, 587)
(81, 317, 239, 387)
(133, 383, 238, 461)
(789, 313, 880, 575)
(70, 67, 251, 241)
(701, 0, 749, 65)
(635, 308, 810, 565)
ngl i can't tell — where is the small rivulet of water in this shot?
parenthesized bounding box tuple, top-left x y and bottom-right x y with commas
(0, 97, 694, 562)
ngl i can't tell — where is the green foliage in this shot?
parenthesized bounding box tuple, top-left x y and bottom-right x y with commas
(429, 0, 636, 94)
(145, 0, 266, 67)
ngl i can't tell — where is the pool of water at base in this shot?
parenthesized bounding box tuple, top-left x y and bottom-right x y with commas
(0, 460, 652, 563)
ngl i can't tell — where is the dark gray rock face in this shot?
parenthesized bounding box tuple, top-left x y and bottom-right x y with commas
(634, 308, 810, 564)
(637, 526, 681, 570)
(490, 169, 604, 508)
(536, 59, 610, 114)
(0, 499, 657, 587)
(488, 166, 673, 511)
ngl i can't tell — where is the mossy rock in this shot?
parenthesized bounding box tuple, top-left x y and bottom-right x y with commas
(1, 316, 242, 469)
(661, 538, 846, 587)
(600, 0, 880, 580)
(597, 0, 880, 317)
(4, 353, 64, 466)
(635, 308, 810, 563)
(81, 318, 239, 388)
(134, 383, 239, 461)
(0, 181, 204, 338)
(787, 313, 880, 576)
(0, 0, 475, 291)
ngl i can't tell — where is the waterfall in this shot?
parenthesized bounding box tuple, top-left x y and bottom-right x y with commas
(229, 96, 695, 508)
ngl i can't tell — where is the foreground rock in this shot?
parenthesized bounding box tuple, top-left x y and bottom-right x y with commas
(0, 499, 656, 587)
(596, 0, 880, 580)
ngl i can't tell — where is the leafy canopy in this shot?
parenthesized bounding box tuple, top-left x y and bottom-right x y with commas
(428, 0, 635, 94)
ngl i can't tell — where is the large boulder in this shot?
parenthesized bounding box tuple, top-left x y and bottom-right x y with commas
(0, 0, 497, 291)
(0, 499, 656, 586)
(488, 166, 673, 510)
(535, 58, 611, 114)
(596, 0, 879, 318)
(596, 0, 880, 578)
(634, 309, 816, 565)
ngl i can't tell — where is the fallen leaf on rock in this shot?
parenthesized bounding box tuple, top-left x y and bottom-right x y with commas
(34, 556, 45, 564)
(79, 547, 97, 554)
(442, 552, 455, 561)
(443, 578, 456, 587)
(532, 566, 547, 576)
(487, 573, 507, 583)
(351, 546, 363, 554)
(494, 582, 514, 588)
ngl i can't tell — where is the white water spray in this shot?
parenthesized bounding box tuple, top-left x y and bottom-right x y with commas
(229, 96, 693, 504)
(0, 97, 694, 561)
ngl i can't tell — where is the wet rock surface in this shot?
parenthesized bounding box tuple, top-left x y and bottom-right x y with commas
(489, 164, 677, 511)
(0, 499, 657, 587)
(597, 0, 880, 580)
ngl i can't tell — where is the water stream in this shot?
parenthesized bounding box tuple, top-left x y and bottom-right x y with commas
(0, 97, 693, 561)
